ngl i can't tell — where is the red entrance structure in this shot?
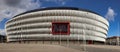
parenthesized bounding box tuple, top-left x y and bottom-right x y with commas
(52, 22, 70, 35)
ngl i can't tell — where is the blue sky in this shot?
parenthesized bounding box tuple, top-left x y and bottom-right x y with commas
(0, 0, 119, 37)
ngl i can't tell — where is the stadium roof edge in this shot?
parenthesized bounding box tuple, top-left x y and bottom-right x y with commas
(14, 7, 101, 17)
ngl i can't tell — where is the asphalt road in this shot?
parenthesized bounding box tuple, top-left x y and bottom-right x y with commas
(0, 43, 120, 52)
(62, 44, 120, 52)
(0, 43, 83, 52)
(86, 45, 120, 52)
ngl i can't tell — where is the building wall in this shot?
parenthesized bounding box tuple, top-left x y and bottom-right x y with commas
(5, 9, 109, 42)
(0, 35, 6, 43)
(106, 37, 120, 45)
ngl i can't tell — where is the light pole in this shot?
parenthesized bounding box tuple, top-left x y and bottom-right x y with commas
(20, 27, 22, 43)
(59, 29, 62, 45)
(117, 22, 119, 46)
(78, 34, 80, 44)
(67, 36, 69, 47)
(83, 24, 87, 51)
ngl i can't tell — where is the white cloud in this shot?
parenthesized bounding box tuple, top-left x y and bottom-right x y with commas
(0, 0, 41, 35)
(0, 0, 41, 22)
(0, 0, 69, 35)
(0, 29, 5, 35)
(0, 0, 69, 23)
(105, 7, 116, 21)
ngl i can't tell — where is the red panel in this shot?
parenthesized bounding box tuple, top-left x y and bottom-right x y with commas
(52, 22, 70, 35)
(88, 40, 93, 44)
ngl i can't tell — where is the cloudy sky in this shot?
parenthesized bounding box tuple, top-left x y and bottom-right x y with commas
(0, 0, 119, 37)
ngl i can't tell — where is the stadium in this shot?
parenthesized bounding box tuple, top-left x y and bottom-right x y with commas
(5, 7, 109, 44)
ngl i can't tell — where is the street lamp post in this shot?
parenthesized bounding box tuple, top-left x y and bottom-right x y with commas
(78, 34, 80, 44)
(83, 24, 87, 51)
(20, 27, 22, 43)
(117, 22, 119, 46)
(67, 36, 69, 47)
(60, 29, 62, 45)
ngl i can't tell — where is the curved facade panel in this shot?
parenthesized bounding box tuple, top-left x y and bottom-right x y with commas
(5, 7, 109, 42)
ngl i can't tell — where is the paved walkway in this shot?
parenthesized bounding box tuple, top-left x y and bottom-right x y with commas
(62, 44, 120, 52)
(85, 45, 120, 52)
(0, 43, 83, 52)
(0, 43, 120, 52)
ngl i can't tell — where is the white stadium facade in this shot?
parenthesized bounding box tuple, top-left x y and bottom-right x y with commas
(5, 7, 109, 44)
